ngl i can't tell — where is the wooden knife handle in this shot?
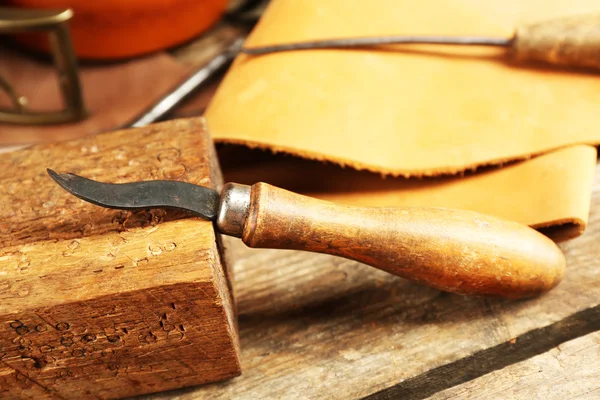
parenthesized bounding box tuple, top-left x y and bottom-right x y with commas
(239, 183, 565, 299)
(512, 14, 600, 70)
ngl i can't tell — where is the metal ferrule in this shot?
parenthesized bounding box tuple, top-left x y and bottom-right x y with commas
(216, 183, 251, 238)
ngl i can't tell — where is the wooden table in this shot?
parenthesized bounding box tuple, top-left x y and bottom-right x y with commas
(3, 22, 599, 400)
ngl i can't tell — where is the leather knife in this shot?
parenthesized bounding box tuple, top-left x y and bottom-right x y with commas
(47, 169, 565, 299)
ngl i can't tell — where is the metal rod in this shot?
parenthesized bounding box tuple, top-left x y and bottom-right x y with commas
(49, 22, 87, 121)
(242, 35, 512, 55)
(126, 38, 245, 128)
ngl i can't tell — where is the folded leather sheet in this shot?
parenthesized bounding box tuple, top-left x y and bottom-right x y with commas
(206, 0, 600, 240)
(222, 145, 596, 242)
(0, 46, 190, 146)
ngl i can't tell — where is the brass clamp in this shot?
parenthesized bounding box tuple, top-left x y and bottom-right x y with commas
(0, 7, 86, 124)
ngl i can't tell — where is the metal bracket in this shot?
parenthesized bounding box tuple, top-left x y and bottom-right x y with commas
(0, 7, 86, 124)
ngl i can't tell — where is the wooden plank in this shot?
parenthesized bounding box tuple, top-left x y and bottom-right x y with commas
(142, 159, 600, 399)
(431, 330, 600, 399)
(0, 118, 240, 399)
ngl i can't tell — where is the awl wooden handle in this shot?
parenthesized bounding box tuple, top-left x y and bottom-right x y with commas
(513, 14, 600, 70)
(233, 183, 565, 299)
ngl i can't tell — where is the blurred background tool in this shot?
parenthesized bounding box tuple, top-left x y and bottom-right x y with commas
(0, 7, 85, 124)
(0, 0, 262, 139)
(125, 38, 245, 128)
(0, 0, 239, 145)
(242, 13, 600, 71)
(125, 0, 268, 128)
(5, 0, 230, 59)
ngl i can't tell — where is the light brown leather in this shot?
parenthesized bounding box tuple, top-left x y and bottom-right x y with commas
(221, 145, 597, 242)
(206, 0, 600, 239)
(0, 46, 190, 146)
(207, 0, 600, 176)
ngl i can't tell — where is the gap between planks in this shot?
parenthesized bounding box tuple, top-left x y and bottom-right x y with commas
(366, 304, 600, 399)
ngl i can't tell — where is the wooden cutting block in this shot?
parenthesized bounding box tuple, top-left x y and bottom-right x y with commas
(0, 118, 240, 399)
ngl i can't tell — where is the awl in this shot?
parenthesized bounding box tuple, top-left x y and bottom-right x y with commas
(242, 13, 600, 71)
(47, 169, 566, 299)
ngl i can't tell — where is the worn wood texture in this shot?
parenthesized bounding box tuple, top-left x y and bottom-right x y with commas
(431, 330, 600, 399)
(0, 118, 240, 399)
(242, 182, 565, 298)
(142, 158, 600, 399)
(513, 14, 600, 70)
(2, 14, 599, 397)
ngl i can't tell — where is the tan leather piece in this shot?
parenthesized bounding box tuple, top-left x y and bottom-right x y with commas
(206, 0, 600, 176)
(0, 46, 190, 146)
(206, 0, 599, 239)
(222, 145, 597, 242)
(314, 145, 597, 242)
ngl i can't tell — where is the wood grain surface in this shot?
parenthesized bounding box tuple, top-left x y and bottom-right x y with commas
(0, 118, 240, 399)
(431, 330, 600, 399)
(242, 182, 565, 298)
(143, 158, 600, 399)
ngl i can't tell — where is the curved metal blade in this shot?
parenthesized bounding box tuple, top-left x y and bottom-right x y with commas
(47, 169, 220, 220)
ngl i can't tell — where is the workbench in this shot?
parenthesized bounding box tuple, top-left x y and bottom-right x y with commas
(2, 21, 599, 400)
